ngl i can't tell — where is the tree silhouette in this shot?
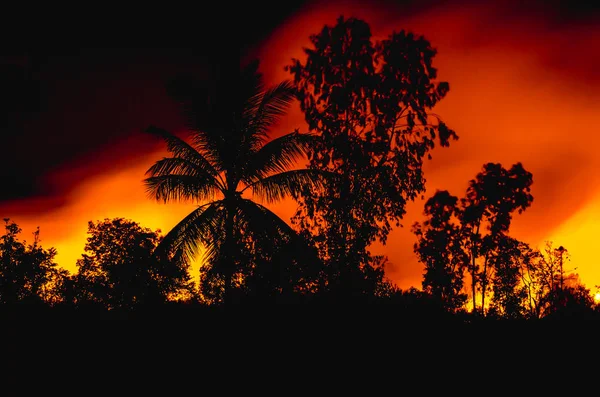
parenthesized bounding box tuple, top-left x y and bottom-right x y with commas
(486, 236, 530, 318)
(74, 218, 194, 309)
(413, 191, 467, 311)
(556, 278, 595, 318)
(519, 243, 548, 318)
(197, 223, 322, 304)
(0, 219, 65, 305)
(460, 162, 533, 314)
(415, 162, 533, 314)
(518, 243, 596, 318)
(145, 60, 325, 305)
(286, 16, 458, 297)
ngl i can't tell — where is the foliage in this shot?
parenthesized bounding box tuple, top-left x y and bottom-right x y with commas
(519, 244, 596, 318)
(415, 178, 598, 319)
(74, 218, 195, 309)
(145, 60, 327, 304)
(487, 236, 530, 319)
(414, 162, 534, 315)
(287, 15, 458, 296)
(413, 191, 467, 311)
(0, 219, 66, 305)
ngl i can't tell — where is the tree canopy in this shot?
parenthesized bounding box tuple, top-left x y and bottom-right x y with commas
(74, 218, 194, 309)
(286, 16, 458, 296)
(145, 60, 326, 304)
(0, 219, 65, 305)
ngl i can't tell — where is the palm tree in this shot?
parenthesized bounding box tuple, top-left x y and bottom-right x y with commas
(144, 60, 324, 304)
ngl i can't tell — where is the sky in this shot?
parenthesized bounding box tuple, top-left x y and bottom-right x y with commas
(2, 0, 600, 291)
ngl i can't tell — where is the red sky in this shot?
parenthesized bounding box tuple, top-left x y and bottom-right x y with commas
(2, 0, 600, 291)
(255, 0, 600, 289)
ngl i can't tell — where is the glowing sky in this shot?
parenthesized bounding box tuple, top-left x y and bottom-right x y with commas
(2, 0, 600, 291)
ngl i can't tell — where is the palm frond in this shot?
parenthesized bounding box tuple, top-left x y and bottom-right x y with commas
(154, 201, 226, 266)
(243, 131, 317, 182)
(165, 72, 228, 162)
(244, 80, 297, 149)
(145, 156, 209, 180)
(146, 126, 220, 176)
(146, 156, 224, 190)
(201, 205, 249, 268)
(144, 174, 219, 204)
(238, 199, 296, 238)
(244, 169, 328, 204)
(237, 199, 321, 267)
(187, 62, 265, 172)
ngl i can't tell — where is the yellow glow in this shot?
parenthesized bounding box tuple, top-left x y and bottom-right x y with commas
(9, 146, 299, 283)
(9, 152, 203, 278)
(545, 190, 600, 293)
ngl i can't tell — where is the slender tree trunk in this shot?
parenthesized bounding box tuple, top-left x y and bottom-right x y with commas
(526, 281, 534, 317)
(470, 223, 481, 313)
(549, 258, 555, 313)
(558, 250, 564, 309)
(471, 254, 477, 313)
(481, 257, 488, 316)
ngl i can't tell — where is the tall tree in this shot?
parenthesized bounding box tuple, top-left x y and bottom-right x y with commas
(487, 236, 529, 319)
(518, 243, 547, 318)
(414, 162, 533, 314)
(287, 16, 458, 296)
(75, 218, 194, 309)
(413, 190, 467, 311)
(460, 162, 533, 313)
(145, 60, 325, 305)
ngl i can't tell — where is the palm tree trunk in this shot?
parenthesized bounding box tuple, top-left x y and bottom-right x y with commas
(223, 206, 235, 306)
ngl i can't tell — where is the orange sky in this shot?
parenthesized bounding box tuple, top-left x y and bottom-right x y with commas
(3, 0, 600, 291)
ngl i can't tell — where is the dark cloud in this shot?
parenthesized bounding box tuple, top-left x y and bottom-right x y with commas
(0, 61, 47, 200)
(0, 50, 198, 203)
(1, 0, 598, 208)
(0, 1, 308, 205)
